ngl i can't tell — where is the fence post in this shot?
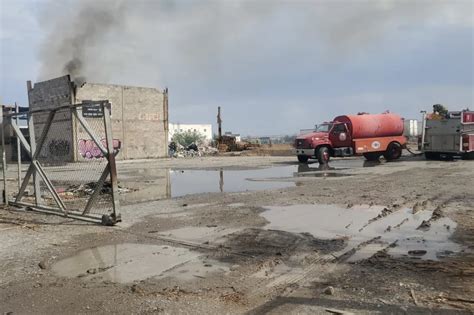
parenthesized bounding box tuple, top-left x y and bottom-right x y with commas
(15, 103, 21, 192)
(102, 101, 120, 223)
(27, 111, 42, 206)
(1, 106, 8, 205)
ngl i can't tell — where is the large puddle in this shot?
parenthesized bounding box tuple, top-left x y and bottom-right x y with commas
(119, 160, 363, 203)
(52, 243, 229, 283)
(261, 204, 461, 261)
(170, 167, 293, 196)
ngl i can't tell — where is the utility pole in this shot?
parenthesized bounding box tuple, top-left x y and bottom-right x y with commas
(217, 106, 222, 144)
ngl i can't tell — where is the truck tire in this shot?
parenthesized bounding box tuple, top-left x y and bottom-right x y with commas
(462, 152, 474, 160)
(424, 152, 440, 160)
(383, 142, 402, 161)
(317, 147, 330, 164)
(363, 152, 380, 161)
(297, 155, 309, 163)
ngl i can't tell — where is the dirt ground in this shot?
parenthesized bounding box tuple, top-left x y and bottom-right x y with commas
(0, 155, 473, 314)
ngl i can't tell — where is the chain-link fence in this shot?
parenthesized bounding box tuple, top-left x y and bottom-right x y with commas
(1, 101, 120, 225)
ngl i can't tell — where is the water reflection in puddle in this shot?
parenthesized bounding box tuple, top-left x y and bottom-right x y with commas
(170, 168, 294, 197)
(52, 243, 229, 283)
(120, 160, 362, 203)
(261, 204, 461, 261)
(159, 226, 241, 243)
(295, 164, 351, 177)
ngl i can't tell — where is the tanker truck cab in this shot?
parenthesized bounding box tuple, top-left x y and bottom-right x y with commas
(295, 123, 332, 163)
(295, 113, 407, 164)
(295, 122, 353, 164)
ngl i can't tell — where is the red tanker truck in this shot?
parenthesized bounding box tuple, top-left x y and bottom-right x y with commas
(294, 112, 407, 163)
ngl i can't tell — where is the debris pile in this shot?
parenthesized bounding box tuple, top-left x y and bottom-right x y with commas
(169, 142, 219, 158)
(217, 137, 260, 152)
(58, 182, 135, 197)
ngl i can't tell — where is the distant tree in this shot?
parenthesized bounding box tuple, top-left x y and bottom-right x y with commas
(432, 104, 448, 116)
(282, 135, 296, 144)
(172, 130, 206, 147)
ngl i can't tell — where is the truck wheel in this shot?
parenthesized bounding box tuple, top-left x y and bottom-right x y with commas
(363, 152, 380, 161)
(297, 155, 309, 163)
(462, 152, 474, 160)
(383, 142, 402, 161)
(317, 147, 330, 164)
(424, 152, 440, 160)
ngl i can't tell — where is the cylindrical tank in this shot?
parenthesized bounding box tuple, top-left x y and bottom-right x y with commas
(334, 113, 404, 139)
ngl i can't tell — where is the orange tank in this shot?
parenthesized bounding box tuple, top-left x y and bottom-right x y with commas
(333, 113, 404, 139)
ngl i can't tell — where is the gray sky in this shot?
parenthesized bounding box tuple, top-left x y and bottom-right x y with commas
(1, 0, 473, 136)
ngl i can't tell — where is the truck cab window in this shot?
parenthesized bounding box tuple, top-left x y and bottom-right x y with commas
(316, 124, 332, 132)
(332, 124, 346, 133)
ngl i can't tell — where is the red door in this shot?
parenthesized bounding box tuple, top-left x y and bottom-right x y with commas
(329, 123, 352, 148)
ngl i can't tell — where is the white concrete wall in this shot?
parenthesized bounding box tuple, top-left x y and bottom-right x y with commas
(169, 123, 213, 144)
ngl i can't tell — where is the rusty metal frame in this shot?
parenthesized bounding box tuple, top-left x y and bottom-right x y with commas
(3, 102, 120, 225)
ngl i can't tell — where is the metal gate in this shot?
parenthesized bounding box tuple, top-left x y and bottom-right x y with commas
(1, 101, 120, 225)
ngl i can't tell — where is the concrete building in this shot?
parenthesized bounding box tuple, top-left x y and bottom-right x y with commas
(1, 105, 29, 162)
(168, 123, 213, 144)
(27, 75, 168, 161)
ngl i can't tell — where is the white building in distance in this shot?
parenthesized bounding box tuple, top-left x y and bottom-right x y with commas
(169, 123, 213, 144)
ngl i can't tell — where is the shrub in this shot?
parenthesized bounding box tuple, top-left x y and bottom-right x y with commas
(172, 130, 206, 147)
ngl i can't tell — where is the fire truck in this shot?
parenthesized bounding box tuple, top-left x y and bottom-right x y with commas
(422, 110, 474, 159)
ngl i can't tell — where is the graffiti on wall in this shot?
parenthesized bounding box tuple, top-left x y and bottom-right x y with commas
(138, 113, 160, 121)
(78, 139, 121, 159)
(48, 140, 71, 157)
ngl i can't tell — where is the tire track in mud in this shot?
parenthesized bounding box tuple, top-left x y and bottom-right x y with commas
(212, 204, 405, 303)
(238, 200, 447, 304)
(246, 235, 394, 302)
(114, 198, 452, 309)
(114, 225, 341, 305)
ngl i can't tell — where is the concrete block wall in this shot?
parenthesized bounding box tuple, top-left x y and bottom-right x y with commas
(74, 84, 122, 161)
(28, 75, 169, 161)
(27, 76, 75, 163)
(75, 83, 168, 160)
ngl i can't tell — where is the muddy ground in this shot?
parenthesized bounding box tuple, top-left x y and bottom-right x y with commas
(0, 155, 473, 314)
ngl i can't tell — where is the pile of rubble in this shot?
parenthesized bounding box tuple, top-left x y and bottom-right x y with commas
(60, 182, 136, 197)
(168, 142, 218, 158)
(217, 136, 260, 152)
(167, 139, 259, 158)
